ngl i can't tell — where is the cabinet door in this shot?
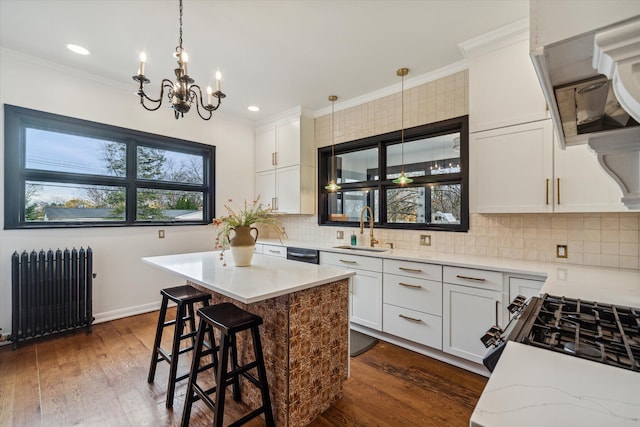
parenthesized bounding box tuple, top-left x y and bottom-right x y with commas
(553, 143, 626, 212)
(276, 117, 301, 168)
(442, 283, 503, 364)
(255, 126, 276, 173)
(275, 165, 301, 214)
(351, 269, 383, 331)
(471, 120, 553, 213)
(508, 277, 544, 302)
(469, 37, 548, 132)
(255, 170, 276, 208)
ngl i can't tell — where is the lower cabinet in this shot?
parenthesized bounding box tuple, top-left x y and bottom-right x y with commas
(442, 267, 505, 364)
(382, 304, 442, 349)
(320, 251, 383, 331)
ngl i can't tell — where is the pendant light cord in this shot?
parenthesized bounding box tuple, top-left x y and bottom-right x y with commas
(331, 99, 336, 181)
(401, 72, 405, 175)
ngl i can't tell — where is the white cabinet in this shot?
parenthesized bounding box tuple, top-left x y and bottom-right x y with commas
(442, 267, 504, 364)
(382, 259, 443, 349)
(509, 277, 544, 302)
(254, 109, 315, 214)
(472, 119, 627, 213)
(462, 21, 547, 133)
(320, 251, 383, 331)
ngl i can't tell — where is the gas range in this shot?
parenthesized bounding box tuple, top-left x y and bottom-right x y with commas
(482, 293, 640, 373)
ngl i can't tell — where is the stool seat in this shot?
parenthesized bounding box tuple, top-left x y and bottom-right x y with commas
(199, 302, 263, 334)
(148, 285, 211, 409)
(181, 303, 274, 427)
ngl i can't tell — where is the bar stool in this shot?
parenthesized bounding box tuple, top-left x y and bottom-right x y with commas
(181, 302, 275, 427)
(148, 285, 212, 409)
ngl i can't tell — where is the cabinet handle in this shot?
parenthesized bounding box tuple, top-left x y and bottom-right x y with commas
(557, 178, 560, 205)
(268, 249, 281, 254)
(339, 259, 357, 264)
(399, 267, 422, 273)
(399, 314, 422, 322)
(271, 197, 276, 210)
(398, 282, 422, 289)
(271, 152, 275, 166)
(274, 197, 278, 211)
(456, 274, 485, 282)
(545, 178, 550, 205)
(495, 300, 500, 327)
(274, 151, 278, 166)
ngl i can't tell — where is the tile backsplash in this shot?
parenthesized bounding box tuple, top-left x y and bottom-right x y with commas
(270, 213, 640, 270)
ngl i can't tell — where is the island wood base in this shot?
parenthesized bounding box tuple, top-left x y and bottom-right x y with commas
(189, 278, 349, 427)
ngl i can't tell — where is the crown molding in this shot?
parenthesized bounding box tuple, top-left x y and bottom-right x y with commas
(313, 60, 468, 118)
(458, 18, 529, 59)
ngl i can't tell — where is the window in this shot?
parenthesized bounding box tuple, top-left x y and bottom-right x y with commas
(4, 105, 215, 228)
(318, 116, 468, 232)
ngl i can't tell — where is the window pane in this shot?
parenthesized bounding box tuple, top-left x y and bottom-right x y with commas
(328, 148, 379, 184)
(25, 128, 126, 177)
(25, 181, 125, 222)
(136, 189, 203, 221)
(137, 146, 204, 184)
(387, 183, 461, 224)
(328, 189, 379, 222)
(386, 133, 461, 179)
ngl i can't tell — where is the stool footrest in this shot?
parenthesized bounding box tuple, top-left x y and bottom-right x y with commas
(228, 406, 268, 427)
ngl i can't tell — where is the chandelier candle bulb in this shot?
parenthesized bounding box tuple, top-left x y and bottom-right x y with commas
(207, 86, 212, 105)
(138, 52, 146, 76)
(216, 70, 221, 92)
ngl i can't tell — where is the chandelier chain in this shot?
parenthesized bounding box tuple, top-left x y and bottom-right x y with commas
(178, 0, 183, 51)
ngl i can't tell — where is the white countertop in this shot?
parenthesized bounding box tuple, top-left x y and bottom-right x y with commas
(470, 342, 640, 427)
(268, 239, 640, 308)
(142, 251, 354, 304)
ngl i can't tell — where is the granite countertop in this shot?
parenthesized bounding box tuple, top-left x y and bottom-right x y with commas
(142, 251, 354, 304)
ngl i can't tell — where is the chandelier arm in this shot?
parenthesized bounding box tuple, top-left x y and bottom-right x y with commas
(189, 86, 214, 120)
(138, 79, 177, 112)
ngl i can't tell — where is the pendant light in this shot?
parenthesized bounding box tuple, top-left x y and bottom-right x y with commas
(325, 95, 341, 192)
(393, 68, 413, 185)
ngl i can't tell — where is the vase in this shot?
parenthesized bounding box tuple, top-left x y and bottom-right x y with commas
(228, 226, 259, 267)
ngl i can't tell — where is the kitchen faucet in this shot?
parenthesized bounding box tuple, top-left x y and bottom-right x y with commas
(359, 206, 378, 247)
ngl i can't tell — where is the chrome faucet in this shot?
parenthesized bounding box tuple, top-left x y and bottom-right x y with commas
(359, 206, 378, 247)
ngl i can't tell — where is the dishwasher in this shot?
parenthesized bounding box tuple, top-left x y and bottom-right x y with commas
(286, 247, 320, 264)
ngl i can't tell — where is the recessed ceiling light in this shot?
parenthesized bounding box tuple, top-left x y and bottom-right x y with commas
(66, 44, 90, 55)
(248, 105, 260, 112)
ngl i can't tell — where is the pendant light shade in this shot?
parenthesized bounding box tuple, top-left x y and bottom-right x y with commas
(325, 95, 341, 192)
(392, 68, 413, 185)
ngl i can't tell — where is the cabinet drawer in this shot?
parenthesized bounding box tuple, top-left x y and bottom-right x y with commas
(262, 244, 286, 258)
(383, 304, 442, 350)
(320, 251, 382, 272)
(383, 259, 442, 281)
(443, 266, 503, 291)
(253, 243, 263, 254)
(383, 274, 442, 316)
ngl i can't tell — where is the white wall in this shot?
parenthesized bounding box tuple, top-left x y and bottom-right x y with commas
(0, 49, 256, 335)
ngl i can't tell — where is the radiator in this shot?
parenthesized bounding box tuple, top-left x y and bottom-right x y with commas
(10, 247, 94, 349)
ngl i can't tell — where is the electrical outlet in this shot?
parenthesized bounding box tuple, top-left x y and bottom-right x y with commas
(336, 230, 344, 240)
(158, 229, 165, 239)
(556, 244, 568, 258)
(420, 234, 431, 246)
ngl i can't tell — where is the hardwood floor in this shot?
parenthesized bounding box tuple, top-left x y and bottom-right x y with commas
(0, 310, 487, 426)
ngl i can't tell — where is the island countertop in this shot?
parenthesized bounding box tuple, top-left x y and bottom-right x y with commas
(142, 251, 355, 304)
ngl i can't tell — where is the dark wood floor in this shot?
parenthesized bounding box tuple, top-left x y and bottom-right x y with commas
(0, 310, 487, 426)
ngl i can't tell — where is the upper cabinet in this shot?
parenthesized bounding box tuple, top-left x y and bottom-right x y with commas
(460, 19, 548, 133)
(254, 108, 315, 214)
(463, 19, 632, 213)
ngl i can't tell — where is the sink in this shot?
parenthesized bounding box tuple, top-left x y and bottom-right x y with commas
(332, 245, 390, 253)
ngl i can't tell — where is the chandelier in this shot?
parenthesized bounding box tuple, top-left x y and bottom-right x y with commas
(132, 0, 225, 120)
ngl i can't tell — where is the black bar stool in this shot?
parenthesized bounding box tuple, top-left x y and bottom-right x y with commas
(181, 302, 275, 427)
(148, 285, 212, 409)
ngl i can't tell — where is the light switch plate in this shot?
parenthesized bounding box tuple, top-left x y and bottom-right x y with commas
(158, 229, 165, 239)
(336, 230, 344, 240)
(420, 234, 431, 246)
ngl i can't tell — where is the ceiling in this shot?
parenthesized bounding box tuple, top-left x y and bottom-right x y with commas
(0, 0, 528, 123)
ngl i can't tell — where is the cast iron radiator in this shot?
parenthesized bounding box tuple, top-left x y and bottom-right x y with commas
(10, 247, 94, 349)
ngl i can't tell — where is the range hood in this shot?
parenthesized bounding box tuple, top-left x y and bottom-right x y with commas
(530, 4, 640, 209)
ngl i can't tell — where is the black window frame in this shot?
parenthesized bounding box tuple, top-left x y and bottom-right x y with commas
(318, 116, 469, 232)
(4, 104, 215, 229)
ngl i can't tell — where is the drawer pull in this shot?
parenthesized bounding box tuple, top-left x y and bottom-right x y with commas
(399, 314, 422, 322)
(268, 249, 282, 254)
(456, 274, 485, 282)
(398, 282, 422, 289)
(399, 267, 422, 273)
(339, 259, 357, 264)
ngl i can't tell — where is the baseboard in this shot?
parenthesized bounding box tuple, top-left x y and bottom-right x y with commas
(350, 323, 490, 377)
(93, 301, 163, 324)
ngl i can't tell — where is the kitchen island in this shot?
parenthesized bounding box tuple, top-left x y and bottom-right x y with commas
(142, 251, 355, 427)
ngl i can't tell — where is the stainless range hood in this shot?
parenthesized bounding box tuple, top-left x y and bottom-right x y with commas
(530, 3, 640, 209)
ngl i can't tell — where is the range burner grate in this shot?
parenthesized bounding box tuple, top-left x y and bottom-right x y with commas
(520, 294, 640, 372)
